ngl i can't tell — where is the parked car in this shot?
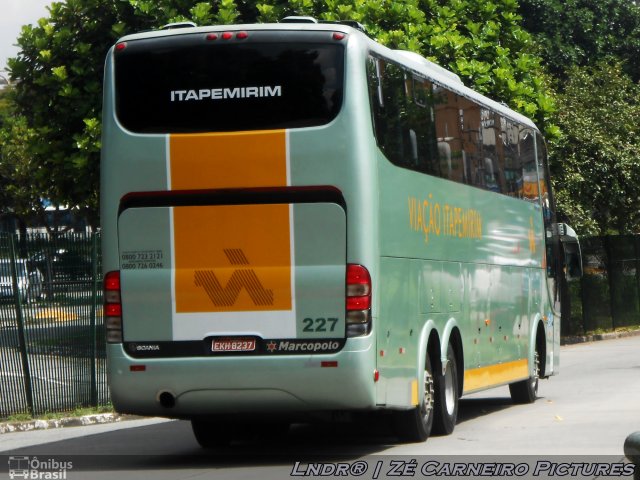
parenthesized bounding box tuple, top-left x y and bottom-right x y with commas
(0, 259, 44, 303)
(28, 248, 93, 284)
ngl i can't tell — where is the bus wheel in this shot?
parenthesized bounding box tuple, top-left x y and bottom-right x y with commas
(393, 353, 435, 442)
(509, 350, 539, 404)
(433, 343, 459, 435)
(191, 418, 231, 449)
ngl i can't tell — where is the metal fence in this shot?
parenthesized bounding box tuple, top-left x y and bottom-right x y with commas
(565, 235, 640, 336)
(1, 230, 637, 417)
(0, 232, 107, 418)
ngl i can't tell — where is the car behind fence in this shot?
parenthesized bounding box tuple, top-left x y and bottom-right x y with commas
(0, 232, 638, 419)
(0, 232, 107, 418)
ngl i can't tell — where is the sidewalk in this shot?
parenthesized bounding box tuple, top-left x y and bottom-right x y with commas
(561, 327, 640, 345)
(0, 413, 144, 435)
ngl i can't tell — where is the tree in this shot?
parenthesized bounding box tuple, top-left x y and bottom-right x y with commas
(0, 88, 42, 234)
(4, 0, 555, 225)
(550, 61, 640, 236)
(6, 0, 150, 227)
(251, 0, 555, 132)
(519, 0, 640, 82)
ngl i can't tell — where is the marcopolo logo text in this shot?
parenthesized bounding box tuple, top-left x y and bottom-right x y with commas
(266, 340, 341, 354)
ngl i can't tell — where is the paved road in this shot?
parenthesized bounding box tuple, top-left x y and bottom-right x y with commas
(1, 336, 639, 479)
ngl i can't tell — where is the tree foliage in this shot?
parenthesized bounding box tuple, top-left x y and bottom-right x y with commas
(518, 0, 640, 235)
(0, 88, 43, 225)
(2, 0, 555, 224)
(5, 0, 148, 227)
(128, 0, 554, 130)
(519, 0, 640, 82)
(550, 62, 640, 236)
(249, 0, 555, 130)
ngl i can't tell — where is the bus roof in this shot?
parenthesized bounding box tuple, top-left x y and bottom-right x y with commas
(115, 22, 539, 132)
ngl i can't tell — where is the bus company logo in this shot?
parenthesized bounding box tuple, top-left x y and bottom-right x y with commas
(194, 248, 274, 307)
(265, 339, 342, 354)
(8, 456, 72, 479)
(170, 85, 282, 102)
(129, 343, 161, 352)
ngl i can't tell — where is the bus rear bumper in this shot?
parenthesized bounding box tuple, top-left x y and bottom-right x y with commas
(107, 337, 376, 418)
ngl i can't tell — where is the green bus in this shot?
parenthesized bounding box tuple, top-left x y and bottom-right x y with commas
(101, 18, 581, 446)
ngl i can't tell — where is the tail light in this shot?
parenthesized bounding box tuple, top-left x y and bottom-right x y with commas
(104, 271, 122, 343)
(346, 264, 371, 337)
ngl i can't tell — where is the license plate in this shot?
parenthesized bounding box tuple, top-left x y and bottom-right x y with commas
(211, 338, 256, 353)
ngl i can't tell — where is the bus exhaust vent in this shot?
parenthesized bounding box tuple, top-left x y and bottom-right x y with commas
(280, 16, 318, 23)
(280, 16, 367, 34)
(325, 20, 366, 33)
(161, 21, 197, 30)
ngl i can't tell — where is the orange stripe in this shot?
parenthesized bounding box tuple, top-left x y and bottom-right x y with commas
(169, 131, 291, 313)
(463, 359, 529, 393)
(170, 131, 287, 190)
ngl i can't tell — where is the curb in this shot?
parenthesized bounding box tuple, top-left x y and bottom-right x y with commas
(0, 413, 143, 434)
(561, 328, 640, 345)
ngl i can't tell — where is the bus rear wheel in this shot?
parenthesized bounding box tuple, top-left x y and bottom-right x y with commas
(433, 343, 459, 435)
(509, 351, 539, 404)
(393, 353, 435, 442)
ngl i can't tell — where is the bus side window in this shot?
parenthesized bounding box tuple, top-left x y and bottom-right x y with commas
(367, 55, 439, 176)
(367, 57, 404, 168)
(519, 129, 537, 203)
(536, 134, 562, 304)
(460, 99, 488, 190)
(500, 116, 523, 197)
(477, 109, 504, 193)
(433, 87, 466, 183)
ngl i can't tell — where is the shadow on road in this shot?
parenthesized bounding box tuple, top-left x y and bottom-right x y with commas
(3, 395, 525, 471)
(455, 396, 519, 425)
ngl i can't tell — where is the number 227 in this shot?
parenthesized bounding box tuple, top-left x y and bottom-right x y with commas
(302, 317, 338, 332)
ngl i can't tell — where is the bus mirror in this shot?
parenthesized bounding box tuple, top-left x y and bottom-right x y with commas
(557, 223, 583, 280)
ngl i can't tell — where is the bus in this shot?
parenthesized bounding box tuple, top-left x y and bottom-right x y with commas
(101, 18, 581, 446)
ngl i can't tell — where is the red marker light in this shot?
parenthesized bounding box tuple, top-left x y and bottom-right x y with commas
(321, 361, 338, 368)
(333, 32, 346, 40)
(104, 272, 120, 291)
(221, 32, 233, 40)
(115, 42, 127, 51)
(105, 303, 122, 317)
(236, 31, 248, 39)
(206, 33, 218, 41)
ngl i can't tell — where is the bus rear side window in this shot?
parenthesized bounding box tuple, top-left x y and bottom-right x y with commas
(114, 37, 344, 133)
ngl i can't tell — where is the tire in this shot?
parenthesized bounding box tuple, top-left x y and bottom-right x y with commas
(433, 343, 459, 435)
(393, 352, 435, 442)
(509, 350, 539, 404)
(191, 418, 232, 449)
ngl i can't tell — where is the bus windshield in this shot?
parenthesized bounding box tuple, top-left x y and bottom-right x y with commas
(114, 34, 344, 133)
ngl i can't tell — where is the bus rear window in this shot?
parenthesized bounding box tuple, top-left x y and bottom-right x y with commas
(114, 34, 344, 133)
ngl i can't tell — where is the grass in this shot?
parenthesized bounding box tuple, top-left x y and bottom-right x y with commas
(585, 326, 640, 335)
(2, 404, 114, 423)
